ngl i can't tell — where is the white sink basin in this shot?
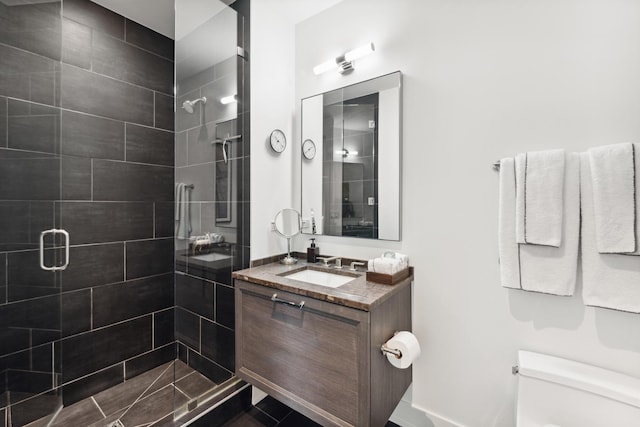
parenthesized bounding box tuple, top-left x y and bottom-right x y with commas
(284, 269, 355, 288)
(191, 253, 231, 262)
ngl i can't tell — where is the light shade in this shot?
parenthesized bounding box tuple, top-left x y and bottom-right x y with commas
(313, 59, 338, 75)
(344, 43, 375, 62)
(220, 94, 237, 104)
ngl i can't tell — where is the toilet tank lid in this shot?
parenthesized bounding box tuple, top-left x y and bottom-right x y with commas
(518, 351, 640, 409)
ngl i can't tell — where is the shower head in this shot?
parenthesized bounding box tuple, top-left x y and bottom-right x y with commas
(182, 96, 207, 114)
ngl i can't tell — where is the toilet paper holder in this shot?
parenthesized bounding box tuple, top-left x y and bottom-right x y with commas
(381, 344, 402, 359)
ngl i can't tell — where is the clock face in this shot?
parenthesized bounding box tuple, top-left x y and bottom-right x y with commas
(302, 139, 316, 160)
(270, 129, 286, 153)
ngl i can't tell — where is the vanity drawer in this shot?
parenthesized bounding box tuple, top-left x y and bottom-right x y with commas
(235, 280, 370, 426)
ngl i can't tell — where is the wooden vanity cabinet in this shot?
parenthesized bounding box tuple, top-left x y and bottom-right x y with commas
(235, 279, 412, 427)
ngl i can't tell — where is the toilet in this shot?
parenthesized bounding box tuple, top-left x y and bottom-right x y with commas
(516, 350, 640, 426)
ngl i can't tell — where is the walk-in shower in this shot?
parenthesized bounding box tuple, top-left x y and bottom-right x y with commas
(0, 0, 250, 425)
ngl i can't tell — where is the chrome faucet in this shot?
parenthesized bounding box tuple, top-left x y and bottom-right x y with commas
(349, 261, 366, 271)
(318, 256, 342, 268)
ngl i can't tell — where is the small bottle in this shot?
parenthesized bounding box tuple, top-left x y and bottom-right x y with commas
(307, 238, 319, 263)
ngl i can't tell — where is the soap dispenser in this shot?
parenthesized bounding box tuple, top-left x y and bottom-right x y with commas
(307, 238, 319, 263)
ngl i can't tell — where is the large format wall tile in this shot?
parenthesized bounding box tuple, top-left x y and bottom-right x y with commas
(0, 152, 60, 201)
(154, 202, 175, 238)
(92, 32, 173, 95)
(61, 110, 124, 160)
(125, 19, 173, 60)
(61, 64, 154, 126)
(7, 249, 58, 290)
(0, 201, 54, 251)
(126, 238, 174, 280)
(175, 308, 200, 351)
(155, 92, 174, 131)
(201, 319, 234, 372)
(62, 364, 123, 406)
(62, 0, 124, 40)
(7, 100, 60, 154)
(61, 243, 124, 292)
(187, 350, 233, 385)
(92, 274, 173, 328)
(0, 44, 59, 106)
(62, 315, 151, 382)
(175, 274, 214, 320)
(92, 160, 173, 202)
(216, 284, 235, 329)
(58, 202, 153, 244)
(0, 2, 62, 62)
(62, 18, 91, 69)
(125, 124, 174, 166)
(61, 289, 91, 337)
(0, 97, 6, 148)
(61, 156, 91, 200)
(153, 309, 174, 348)
(124, 343, 174, 380)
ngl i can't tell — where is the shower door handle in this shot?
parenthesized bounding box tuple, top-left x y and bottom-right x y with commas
(39, 229, 70, 271)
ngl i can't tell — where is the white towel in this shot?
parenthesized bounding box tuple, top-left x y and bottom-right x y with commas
(588, 143, 636, 254)
(381, 251, 409, 268)
(514, 153, 527, 245)
(514, 149, 566, 247)
(499, 154, 580, 295)
(175, 183, 191, 239)
(368, 257, 405, 275)
(498, 158, 521, 289)
(580, 153, 640, 312)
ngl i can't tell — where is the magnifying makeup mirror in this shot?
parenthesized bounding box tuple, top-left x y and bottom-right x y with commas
(272, 208, 302, 264)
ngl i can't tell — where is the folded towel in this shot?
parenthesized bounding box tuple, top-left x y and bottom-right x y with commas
(588, 143, 636, 254)
(382, 251, 409, 268)
(580, 153, 640, 312)
(499, 154, 580, 295)
(514, 153, 527, 245)
(498, 158, 521, 289)
(514, 149, 565, 247)
(368, 257, 405, 275)
(175, 183, 192, 239)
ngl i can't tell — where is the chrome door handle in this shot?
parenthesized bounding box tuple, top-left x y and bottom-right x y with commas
(39, 229, 70, 271)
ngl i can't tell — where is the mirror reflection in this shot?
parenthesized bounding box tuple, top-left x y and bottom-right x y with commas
(301, 72, 402, 241)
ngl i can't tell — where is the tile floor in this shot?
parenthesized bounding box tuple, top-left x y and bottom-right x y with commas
(221, 395, 402, 427)
(21, 360, 217, 427)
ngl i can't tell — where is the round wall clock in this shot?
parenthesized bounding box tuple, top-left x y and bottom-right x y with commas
(302, 139, 316, 160)
(269, 129, 287, 153)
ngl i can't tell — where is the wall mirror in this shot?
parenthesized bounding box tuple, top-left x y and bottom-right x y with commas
(301, 71, 402, 240)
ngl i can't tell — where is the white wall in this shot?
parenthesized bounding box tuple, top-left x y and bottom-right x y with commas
(254, 0, 640, 426)
(250, 0, 297, 259)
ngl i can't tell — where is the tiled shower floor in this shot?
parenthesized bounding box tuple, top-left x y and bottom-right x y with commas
(22, 360, 217, 427)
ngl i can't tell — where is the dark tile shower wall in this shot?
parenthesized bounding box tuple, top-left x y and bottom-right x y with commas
(0, 0, 175, 421)
(174, 0, 250, 387)
(57, 0, 175, 406)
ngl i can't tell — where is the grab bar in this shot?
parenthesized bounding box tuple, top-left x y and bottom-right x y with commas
(271, 293, 305, 310)
(39, 229, 70, 271)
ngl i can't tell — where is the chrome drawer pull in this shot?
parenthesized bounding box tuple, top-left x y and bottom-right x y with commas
(271, 293, 305, 309)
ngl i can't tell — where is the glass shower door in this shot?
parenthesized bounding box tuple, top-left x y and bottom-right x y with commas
(0, 1, 65, 425)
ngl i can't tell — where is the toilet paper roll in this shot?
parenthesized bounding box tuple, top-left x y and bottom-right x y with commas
(384, 331, 421, 369)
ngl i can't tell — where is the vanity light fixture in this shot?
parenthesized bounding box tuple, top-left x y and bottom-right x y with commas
(313, 42, 375, 75)
(220, 94, 238, 104)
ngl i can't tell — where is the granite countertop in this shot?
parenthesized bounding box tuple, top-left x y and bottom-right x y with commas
(232, 260, 413, 312)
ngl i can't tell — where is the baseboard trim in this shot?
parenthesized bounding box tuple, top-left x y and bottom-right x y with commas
(390, 399, 465, 427)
